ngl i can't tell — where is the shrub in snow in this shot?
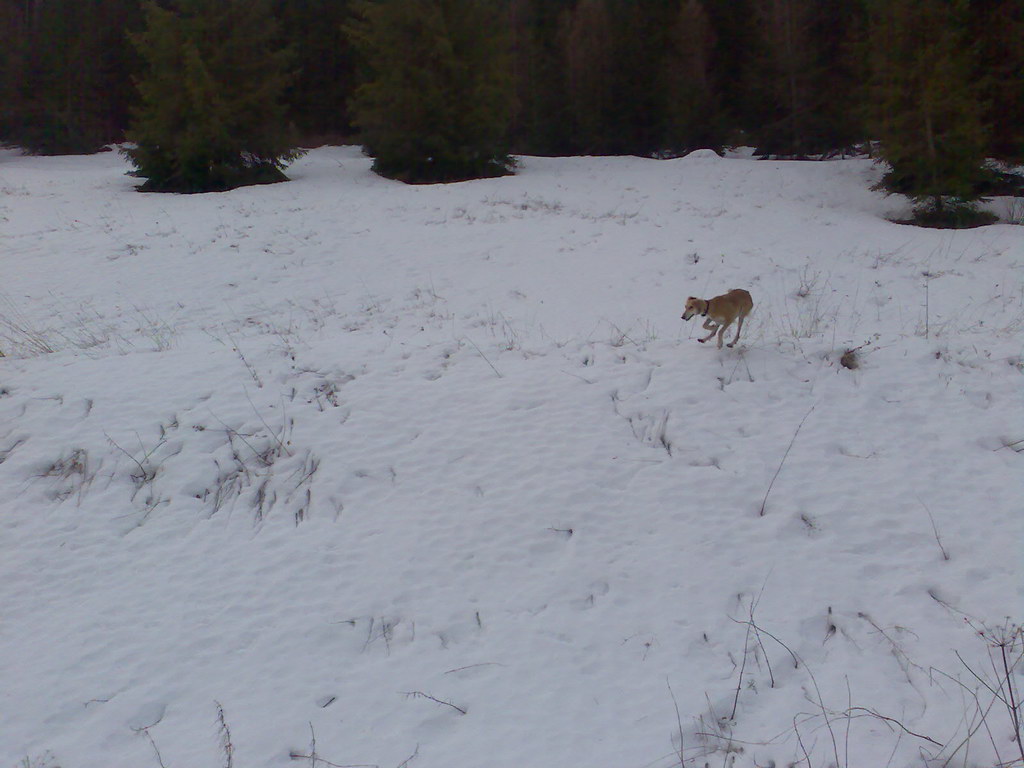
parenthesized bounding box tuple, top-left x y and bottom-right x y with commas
(864, 0, 994, 228)
(346, 0, 514, 184)
(123, 0, 304, 193)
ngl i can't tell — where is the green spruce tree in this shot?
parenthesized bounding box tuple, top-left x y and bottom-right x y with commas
(125, 0, 303, 193)
(865, 0, 992, 226)
(346, 0, 514, 183)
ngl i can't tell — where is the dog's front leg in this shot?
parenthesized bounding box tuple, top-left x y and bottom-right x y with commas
(698, 319, 719, 343)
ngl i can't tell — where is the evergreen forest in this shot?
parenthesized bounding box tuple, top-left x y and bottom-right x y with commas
(1, 0, 1021, 214)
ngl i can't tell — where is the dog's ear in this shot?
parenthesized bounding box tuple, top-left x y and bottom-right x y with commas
(686, 296, 696, 302)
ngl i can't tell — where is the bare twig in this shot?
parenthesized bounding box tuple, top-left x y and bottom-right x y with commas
(995, 438, 1024, 453)
(306, 722, 317, 767)
(288, 723, 384, 768)
(857, 612, 924, 681)
(604, 319, 641, 348)
(395, 745, 419, 768)
(844, 707, 942, 746)
(810, 668, 841, 768)
(208, 410, 273, 467)
(845, 677, 852, 768)
(931, 656, 1012, 768)
(104, 431, 162, 485)
(215, 701, 234, 768)
(919, 498, 950, 561)
(0, 436, 26, 465)
(141, 728, 168, 768)
(759, 403, 816, 516)
(732, 620, 799, 670)
(401, 691, 467, 715)
(962, 622, 1024, 766)
(939, 686, 1002, 768)
(956, 649, 1004, 699)
(999, 635, 1024, 765)
(461, 335, 503, 378)
(884, 727, 904, 768)
(224, 326, 263, 388)
(668, 678, 686, 767)
(288, 754, 378, 768)
(730, 618, 753, 720)
(926, 589, 986, 626)
(244, 386, 291, 457)
(131, 718, 168, 768)
(744, 617, 839, 768)
(794, 715, 813, 768)
(443, 662, 506, 675)
(747, 583, 776, 689)
(924, 278, 930, 339)
(692, 729, 787, 749)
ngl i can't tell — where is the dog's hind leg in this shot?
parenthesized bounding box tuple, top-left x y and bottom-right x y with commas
(716, 321, 733, 348)
(726, 316, 745, 348)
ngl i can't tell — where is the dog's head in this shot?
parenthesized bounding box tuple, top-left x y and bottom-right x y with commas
(681, 297, 704, 321)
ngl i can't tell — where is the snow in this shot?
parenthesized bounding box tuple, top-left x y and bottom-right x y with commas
(0, 146, 1021, 768)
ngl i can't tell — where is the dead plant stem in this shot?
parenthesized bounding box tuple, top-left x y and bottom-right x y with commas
(759, 403, 816, 516)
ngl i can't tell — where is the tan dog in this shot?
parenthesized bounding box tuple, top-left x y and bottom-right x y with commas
(681, 288, 753, 349)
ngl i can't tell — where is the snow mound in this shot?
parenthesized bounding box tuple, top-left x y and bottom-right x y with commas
(680, 147, 721, 162)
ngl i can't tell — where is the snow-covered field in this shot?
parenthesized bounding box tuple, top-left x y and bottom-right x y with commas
(1, 146, 1021, 768)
